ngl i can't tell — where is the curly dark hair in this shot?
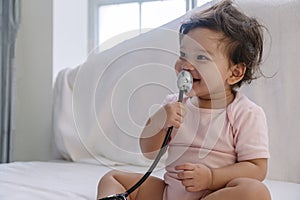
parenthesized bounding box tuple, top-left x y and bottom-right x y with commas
(179, 0, 265, 89)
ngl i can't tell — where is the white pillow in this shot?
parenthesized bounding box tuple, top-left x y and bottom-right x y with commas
(53, 27, 184, 166)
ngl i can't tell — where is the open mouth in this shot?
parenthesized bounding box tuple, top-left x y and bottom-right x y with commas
(193, 78, 201, 83)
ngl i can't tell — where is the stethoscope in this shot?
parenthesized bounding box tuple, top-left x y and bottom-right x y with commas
(99, 70, 193, 200)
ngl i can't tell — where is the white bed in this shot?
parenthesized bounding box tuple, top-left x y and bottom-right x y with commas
(1, 0, 300, 199)
(1, 161, 300, 200)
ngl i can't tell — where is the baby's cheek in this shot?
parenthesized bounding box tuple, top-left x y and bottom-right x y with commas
(174, 60, 183, 73)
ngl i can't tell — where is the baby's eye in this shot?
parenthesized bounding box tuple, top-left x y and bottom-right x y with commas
(197, 55, 209, 61)
(180, 51, 186, 58)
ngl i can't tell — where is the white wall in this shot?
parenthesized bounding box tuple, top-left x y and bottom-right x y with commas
(14, 0, 88, 161)
(14, 0, 53, 161)
(53, 0, 88, 81)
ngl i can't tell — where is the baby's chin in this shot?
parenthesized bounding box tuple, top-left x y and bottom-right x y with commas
(185, 88, 211, 100)
(185, 89, 196, 98)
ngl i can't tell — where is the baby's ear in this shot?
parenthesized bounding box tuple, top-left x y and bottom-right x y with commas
(227, 63, 246, 85)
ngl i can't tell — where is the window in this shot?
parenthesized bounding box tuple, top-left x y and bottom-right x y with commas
(88, 0, 211, 52)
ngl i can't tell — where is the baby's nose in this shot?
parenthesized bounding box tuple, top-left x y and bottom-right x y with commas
(182, 61, 195, 71)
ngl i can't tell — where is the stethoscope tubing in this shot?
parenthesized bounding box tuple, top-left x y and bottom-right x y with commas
(99, 90, 184, 200)
(99, 70, 192, 200)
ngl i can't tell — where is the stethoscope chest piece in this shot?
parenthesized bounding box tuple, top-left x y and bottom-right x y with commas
(177, 70, 193, 94)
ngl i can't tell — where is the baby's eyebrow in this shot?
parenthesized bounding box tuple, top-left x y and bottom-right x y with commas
(198, 49, 214, 58)
(180, 48, 214, 57)
(197, 49, 210, 54)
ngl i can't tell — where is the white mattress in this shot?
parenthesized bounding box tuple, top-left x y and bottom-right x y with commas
(0, 161, 299, 200)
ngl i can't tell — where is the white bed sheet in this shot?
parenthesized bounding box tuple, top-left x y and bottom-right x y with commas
(1, 161, 299, 200)
(0, 161, 165, 200)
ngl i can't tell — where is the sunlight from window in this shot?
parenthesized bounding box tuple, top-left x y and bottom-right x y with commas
(197, 0, 211, 7)
(141, 0, 186, 29)
(98, 3, 139, 47)
(97, 0, 212, 50)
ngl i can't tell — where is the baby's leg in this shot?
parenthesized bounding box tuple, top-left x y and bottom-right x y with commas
(203, 178, 271, 200)
(97, 170, 165, 200)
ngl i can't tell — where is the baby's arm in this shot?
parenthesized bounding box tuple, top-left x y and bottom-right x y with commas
(209, 158, 267, 190)
(176, 158, 267, 192)
(140, 102, 186, 159)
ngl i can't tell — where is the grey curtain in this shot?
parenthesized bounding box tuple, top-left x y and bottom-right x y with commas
(0, 0, 19, 163)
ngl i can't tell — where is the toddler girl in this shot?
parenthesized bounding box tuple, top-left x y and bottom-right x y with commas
(97, 1, 271, 199)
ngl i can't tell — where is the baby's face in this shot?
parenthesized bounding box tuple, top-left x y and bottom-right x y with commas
(175, 27, 233, 99)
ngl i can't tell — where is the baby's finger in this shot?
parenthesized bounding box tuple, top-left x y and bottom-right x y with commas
(175, 163, 194, 171)
(177, 170, 194, 179)
(177, 103, 186, 116)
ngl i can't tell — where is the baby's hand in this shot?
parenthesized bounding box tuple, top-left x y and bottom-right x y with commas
(163, 102, 186, 129)
(175, 163, 213, 192)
